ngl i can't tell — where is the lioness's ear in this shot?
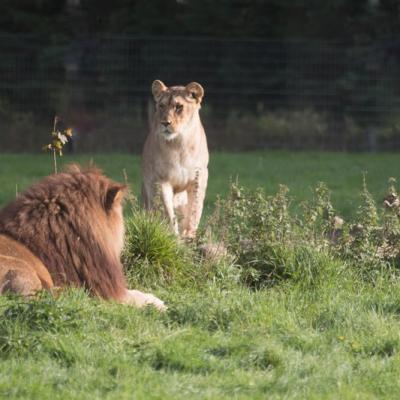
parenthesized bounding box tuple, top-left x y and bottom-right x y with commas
(152, 80, 167, 101)
(186, 82, 204, 103)
(105, 184, 127, 211)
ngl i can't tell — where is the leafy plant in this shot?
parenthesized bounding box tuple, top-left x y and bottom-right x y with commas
(209, 177, 400, 287)
(42, 116, 73, 173)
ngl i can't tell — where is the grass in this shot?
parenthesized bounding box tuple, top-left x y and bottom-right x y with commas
(1, 151, 400, 399)
(3, 276, 400, 399)
(1, 151, 400, 216)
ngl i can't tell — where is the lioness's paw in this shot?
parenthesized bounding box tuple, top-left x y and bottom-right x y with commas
(126, 289, 166, 311)
(181, 229, 196, 241)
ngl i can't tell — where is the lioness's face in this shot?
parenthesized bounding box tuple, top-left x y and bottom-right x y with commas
(151, 80, 204, 140)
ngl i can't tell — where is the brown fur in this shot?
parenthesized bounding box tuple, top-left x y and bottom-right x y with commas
(0, 235, 54, 295)
(0, 165, 165, 309)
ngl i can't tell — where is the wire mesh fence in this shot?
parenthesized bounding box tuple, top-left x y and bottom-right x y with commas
(0, 34, 400, 152)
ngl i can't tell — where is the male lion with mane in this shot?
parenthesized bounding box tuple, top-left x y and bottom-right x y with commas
(0, 164, 165, 310)
(142, 80, 209, 238)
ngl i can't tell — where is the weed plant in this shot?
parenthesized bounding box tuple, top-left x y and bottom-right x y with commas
(207, 178, 400, 288)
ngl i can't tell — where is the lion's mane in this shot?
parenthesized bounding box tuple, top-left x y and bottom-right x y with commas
(0, 165, 127, 300)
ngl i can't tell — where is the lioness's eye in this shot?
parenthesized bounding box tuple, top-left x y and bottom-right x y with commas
(175, 104, 183, 113)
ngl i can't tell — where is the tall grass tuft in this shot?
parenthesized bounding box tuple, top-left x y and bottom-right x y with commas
(122, 207, 197, 288)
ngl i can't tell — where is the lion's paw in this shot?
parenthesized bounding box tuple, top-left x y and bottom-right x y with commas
(126, 289, 166, 311)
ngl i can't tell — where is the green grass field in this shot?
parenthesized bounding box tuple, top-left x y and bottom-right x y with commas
(1, 151, 400, 400)
(1, 151, 400, 215)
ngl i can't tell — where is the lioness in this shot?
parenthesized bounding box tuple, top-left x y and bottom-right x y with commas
(142, 80, 209, 238)
(0, 165, 165, 310)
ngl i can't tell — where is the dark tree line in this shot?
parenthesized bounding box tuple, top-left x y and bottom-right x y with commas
(0, 0, 399, 43)
(0, 1, 400, 152)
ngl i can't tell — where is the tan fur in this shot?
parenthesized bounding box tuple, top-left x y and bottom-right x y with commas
(142, 80, 209, 238)
(0, 165, 165, 310)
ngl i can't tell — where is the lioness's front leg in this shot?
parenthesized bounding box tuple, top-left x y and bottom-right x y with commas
(141, 182, 153, 210)
(160, 182, 179, 234)
(182, 168, 208, 238)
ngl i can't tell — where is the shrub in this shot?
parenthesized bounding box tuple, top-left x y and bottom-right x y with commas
(209, 183, 302, 287)
(208, 177, 400, 287)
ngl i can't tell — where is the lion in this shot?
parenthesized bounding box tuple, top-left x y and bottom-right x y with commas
(142, 80, 209, 238)
(0, 165, 165, 310)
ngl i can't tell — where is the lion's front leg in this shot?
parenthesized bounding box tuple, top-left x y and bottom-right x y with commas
(182, 168, 208, 239)
(122, 289, 166, 310)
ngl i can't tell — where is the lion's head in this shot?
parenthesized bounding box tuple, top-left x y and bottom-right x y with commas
(151, 80, 204, 141)
(0, 164, 128, 300)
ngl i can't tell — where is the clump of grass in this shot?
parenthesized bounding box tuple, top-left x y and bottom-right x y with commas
(122, 207, 197, 288)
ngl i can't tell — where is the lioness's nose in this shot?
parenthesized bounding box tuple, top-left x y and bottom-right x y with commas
(161, 121, 171, 127)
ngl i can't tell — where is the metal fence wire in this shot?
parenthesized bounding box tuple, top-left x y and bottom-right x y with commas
(0, 34, 400, 152)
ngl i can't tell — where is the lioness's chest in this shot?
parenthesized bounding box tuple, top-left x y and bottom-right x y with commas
(164, 161, 195, 191)
(151, 134, 207, 191)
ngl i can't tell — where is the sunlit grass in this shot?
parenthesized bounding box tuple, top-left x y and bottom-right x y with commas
(1, 152, 400, 399)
